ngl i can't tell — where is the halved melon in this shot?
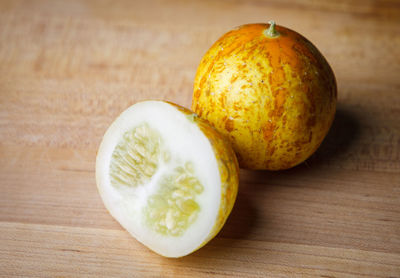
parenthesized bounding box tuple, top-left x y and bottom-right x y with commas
(96, 101, 239, 257)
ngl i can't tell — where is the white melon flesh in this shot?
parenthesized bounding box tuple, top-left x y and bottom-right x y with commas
(96, 101, 237, 257)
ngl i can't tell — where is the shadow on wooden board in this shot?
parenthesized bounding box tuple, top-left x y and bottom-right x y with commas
(307, 106, 361, 168)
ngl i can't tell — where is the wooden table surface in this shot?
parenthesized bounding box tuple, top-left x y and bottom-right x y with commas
(1, 0, 399, 277)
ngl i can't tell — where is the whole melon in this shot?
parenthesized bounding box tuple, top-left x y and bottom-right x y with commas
(192, 22, 337, 170)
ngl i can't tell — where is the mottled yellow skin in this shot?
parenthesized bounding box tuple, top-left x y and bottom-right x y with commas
(192, 23, 337, 170)
(167, 103, 239, 251)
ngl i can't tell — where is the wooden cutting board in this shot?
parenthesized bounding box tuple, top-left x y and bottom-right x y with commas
(1, 0, 399, 276)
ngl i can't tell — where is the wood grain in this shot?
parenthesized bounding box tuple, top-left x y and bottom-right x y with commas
(0, 0, 399, 277)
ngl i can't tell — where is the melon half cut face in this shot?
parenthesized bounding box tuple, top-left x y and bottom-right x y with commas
(96, 101, 239, 257)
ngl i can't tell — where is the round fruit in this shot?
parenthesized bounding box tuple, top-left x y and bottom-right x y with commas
(192, 21, 337, 170)
(96, 100, 239, 257)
